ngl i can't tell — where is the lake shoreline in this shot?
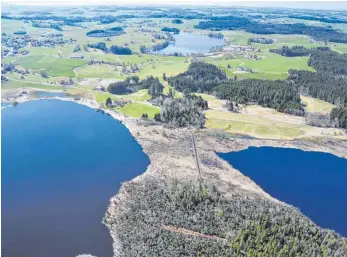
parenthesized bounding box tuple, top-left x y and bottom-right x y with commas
(3, 90, 347, 256)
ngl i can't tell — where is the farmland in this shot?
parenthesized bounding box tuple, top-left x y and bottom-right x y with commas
(1, 5, 347, 139)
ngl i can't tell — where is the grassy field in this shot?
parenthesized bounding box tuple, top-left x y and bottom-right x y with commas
(120, 89, 151, 102)
(205, 109, 305, 139)
(1, 19, 25, 34)
(95, 91, 119, 104)
(1, 80, 65, 91)
(25, 47, 59, 56)
(203, 52, 314, 80)
(116, 102, 160, 118)
(14, 55, 87, 77)
(95, 89, 151, 104)
(137, 59, 189, 79)
(75, 56, 189, 80)
(301, 95, 335, 114)
(2, 14, 347, 138)
(5, 72, 67, 84)
(195, 93, 225, 110)
(75, 64, 125, 79)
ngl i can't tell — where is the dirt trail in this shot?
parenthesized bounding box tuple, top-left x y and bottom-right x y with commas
(161, 224, 227, 242)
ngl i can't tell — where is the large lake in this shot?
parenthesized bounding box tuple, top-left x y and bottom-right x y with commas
(218, 147, 347, 237)
(156, 32, 225, 55)
(2, 100, 150, 257)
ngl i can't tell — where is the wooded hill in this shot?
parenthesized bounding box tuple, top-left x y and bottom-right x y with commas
(105, 178, 347, 257)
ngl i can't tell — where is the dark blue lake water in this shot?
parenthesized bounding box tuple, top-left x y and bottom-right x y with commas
(156, 32, 224, 55)
(218, 147, 347, 237)
(2, 100, 150, 257)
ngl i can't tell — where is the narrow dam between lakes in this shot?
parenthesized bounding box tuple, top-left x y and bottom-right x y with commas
(2, 100, 150, 257)
(218, 147, 347, 237)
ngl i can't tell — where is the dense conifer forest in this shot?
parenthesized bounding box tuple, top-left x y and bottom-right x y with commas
(105, 178, 347, 257)
(330, 106, 347, 129)
(288, 70, 347, 106)
(308, 50, 347, 75)
(214, 79, 304, 115)
(168, 62, 227, 93)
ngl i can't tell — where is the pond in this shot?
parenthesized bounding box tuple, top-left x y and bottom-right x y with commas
(2, 100, 150, 257)
(218, 147, 347, 237)
(156, 32, 225, 55)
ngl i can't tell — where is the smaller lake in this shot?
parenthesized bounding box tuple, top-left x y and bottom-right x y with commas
(156, 33, 225, 55)
(218, 147, 347, 237)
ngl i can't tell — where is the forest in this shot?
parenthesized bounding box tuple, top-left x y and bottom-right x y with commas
(330, 106, 347, 129)
(288, 70, 347, 106)
(269, 46, 329, 57)
(308, 50, 347, 75)
(288, 15, 347, 24)
(154, 95, 206, 128)
(86, 27, 125, 37)
(172, 19, 183, 24)
(104, 178, 347, 257)
(161, 27, 180, 34)
(195, 17, 347, 43)
(87, 42, 132, 55)
(108, 45, 132, 55)
(248, 37, 274, 44)
(214, 79, 304, 115)
(108, 76, 163, 96)
(168, 62, 227, 93)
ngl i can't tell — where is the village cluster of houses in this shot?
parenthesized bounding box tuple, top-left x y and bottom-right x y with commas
(1, 28, 76, 59)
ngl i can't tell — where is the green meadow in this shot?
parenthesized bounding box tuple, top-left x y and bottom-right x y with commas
(116, 102, 160, 118)
(14, 55, 87, 77)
